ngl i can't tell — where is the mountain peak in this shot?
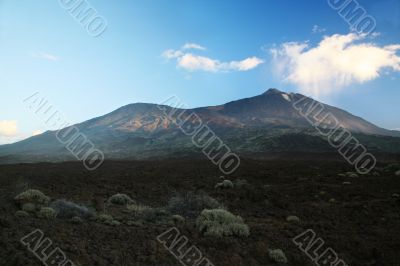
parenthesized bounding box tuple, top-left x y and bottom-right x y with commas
(263, 88, 282, 95)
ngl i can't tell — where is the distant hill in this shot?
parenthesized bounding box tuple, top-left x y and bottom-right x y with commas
(1, 88, 399, 164)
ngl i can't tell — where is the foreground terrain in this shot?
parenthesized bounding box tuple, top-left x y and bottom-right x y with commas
(0, 159, 399, 266)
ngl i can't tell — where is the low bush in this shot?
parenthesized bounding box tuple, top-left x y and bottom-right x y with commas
(14, 189, 50, 205)
(15, 210, 29, 218)
(21, 203, 37, 213)
(168, 192, 224, 218)
(215, 180, 234, 189)
(286, 215, 300, 223)
(70, 216, 83, 224)
(38, 207, 57, 220)
(172, 214, 185, 224)
(233, 179, 249, 188)
(268, 249, 288, 264)
(107, 194, 135, 205)
(196, 209, 249, 237)
(50, 199, 94, 219)
(96, 213, 114, 223)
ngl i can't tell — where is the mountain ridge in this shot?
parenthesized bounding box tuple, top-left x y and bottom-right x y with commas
(0, 88, 399, 164)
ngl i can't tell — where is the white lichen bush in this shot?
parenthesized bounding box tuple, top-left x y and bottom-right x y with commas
(196, 209, 249, 237)
(215, 180, 234, 189)
(107, 193, 135, 205)
(22, 203, 37, 213)
(38, 207, 57, 220)
(268, 249, 288, 264)
(14, 189, 50, 205)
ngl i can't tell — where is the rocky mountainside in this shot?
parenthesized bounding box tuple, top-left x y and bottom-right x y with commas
(0, 88, 399, 163)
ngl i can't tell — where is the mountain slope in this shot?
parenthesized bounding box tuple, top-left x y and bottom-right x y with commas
(0, 88, 399, 163)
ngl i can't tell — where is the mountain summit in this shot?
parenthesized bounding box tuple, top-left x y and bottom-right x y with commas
(0, 89, 399, 163)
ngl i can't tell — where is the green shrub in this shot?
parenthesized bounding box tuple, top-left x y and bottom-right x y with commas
(38, 207, 57, 220)
(168, 192, 224, 218)
(172, 214, 185, 224)
(21, 203, 37, 213)
(50, 199, 94, 219)
(96, 213, 114, 223)
(233, 179, 249, 188)
(268, 249, 288, 264)
(107, 194, 135, 205)
(196, 209, 249, 237)
(14, 189, 50, 205)
(15, 210, 29, 218)
(126, 203, 151, 213)
(215, 180, 234, 189)
(286, 215, 300, 223)
(70, 216, 83, 224)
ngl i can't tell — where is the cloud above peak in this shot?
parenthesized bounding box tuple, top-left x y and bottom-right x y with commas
(162, 44, 264, 73)
(271, 33, 400, 97)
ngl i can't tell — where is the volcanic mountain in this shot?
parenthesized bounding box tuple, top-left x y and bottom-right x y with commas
(0, 88, 399, 163)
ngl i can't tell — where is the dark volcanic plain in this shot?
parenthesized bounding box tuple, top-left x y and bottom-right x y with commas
(0, 158, 399, 266)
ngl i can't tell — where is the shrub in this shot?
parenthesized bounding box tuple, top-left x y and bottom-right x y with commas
(168, 192, 224, 218)
(126, 203, 151, 213)
(14, 189, 50, 205)
(233, 179, 249, 188)
(215, 180, 234, 189)
(107, 194, 135, 205)
(22, 203, 37, 213)
(38, 207, 57, 220)
(196, 209, 249, 237)
(50, 199, 94, 219)
(70, 216, 83, 224)
(96, 213, 114, 224)
(15, 210, 29, 218)
(268, 249, 288, 264)
(172, 214, 185, 224)
(286, 215, 300, 223)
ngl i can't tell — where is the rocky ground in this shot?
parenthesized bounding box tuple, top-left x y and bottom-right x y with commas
(0, 159, 399, 266)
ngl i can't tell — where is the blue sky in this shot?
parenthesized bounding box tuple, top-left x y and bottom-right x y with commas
(1, 0, 399, 144)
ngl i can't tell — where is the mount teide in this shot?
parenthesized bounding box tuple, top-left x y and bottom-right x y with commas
(1, 88, 399, 163)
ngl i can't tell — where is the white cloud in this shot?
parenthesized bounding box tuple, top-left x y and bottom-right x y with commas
(162, 45, 264, 73)
(312, 25, 326, 34)
(31, 52, 60, 61)
(182, 43, 206, 50)
(0, 120, 18, 137)
(271, 33, 400, 97)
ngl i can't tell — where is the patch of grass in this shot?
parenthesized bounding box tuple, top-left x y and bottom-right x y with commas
(196, 209, 249, 237)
